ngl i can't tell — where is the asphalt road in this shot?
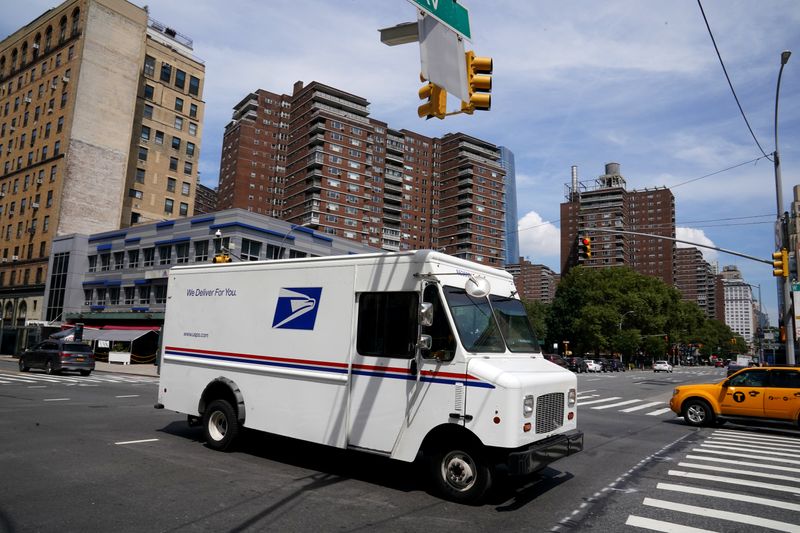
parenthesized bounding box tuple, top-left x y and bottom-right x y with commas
(1, 361, 798, 532)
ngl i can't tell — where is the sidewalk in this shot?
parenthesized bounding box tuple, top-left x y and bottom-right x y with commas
(0, 355, 159, 377)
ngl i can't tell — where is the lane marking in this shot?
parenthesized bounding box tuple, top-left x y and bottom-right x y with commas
(691, 447, 800, 465)
(685, 454, 800, 473)
(669, 470, 800, 494)
(591, 399, 642, 410)
(620, 401, 663, 412)
(576, 396, 622, 406)
(43, 398, 70, 402)
(625, 515, 715, 533)
(678, 461, 800, 483)
(115, 394, 140, 398)
(27, 385, 47, 388)
(646, 407, 673, 416)
(657, 482, 800, 512)
(115, 438, 159, 445)
(643, 497, 800, 532)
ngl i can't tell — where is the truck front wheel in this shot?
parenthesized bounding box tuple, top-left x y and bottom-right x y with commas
(430, 445, 492, 504)
(202, 399, 240, 451)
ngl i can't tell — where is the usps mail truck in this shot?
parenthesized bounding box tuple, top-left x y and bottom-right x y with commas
(156, 250, 582, 502)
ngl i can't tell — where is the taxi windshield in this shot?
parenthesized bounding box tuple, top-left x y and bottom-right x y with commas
(443, 286, 540, 353)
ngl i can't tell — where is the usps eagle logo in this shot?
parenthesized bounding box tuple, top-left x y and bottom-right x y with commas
(271, 287, 322, 330)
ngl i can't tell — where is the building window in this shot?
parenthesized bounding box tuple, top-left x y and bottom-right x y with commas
(155, 130, 164, 145)
(124, 287, 135, 305)
(169, 157, 178, 171)
(100, 253, 110, 271)
(188, 122, 197, 136)
(114, 251, 124, 270)
(88, 255, 97, 272)
(175, 69, 186, 90)
(137, 146, 148, 161)
(241, 238, 261, 261)
(160, 62, 172, 83)
(158, 244, 171, 265)
(144, 84, 154, 100)
(143, 104, 153, 119)
(84, 289, 92, 306)
(128, 249, 139, 268)
(143, 247, 155, 267)
(167, 177, 176, 192)
(189, 103, 197, 118)
(188, 76, 200, 96)
(143, 55, 155, 77)
(171, 136, 181, 150)
(179, 202, 188, 216)
(140, 126, 150, 141)
(135, 168, 145, 184)
(194, 240, 209, 262)
(154, 284, 167, 304)
(174, 97, 184, 112)
(109, 287, 120, 305)
(129, 189, 142, 199)
(181, 182, 191, 196)
(174, 116, 183, 130)
(175, 242, 189, 264)
(186, 142, 195, 157)
(138, 285, 150, 304)
(164, 198, 174, 214)
(44, 251, 68, 319)
(183, 162, 192, 175)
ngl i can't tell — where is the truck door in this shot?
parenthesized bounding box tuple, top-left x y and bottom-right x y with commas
(721, 369, 768, 418)
(347, 291, 420, 453)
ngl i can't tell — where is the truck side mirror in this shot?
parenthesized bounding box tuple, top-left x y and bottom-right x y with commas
(418, 334, 432, 351)
(465, 276, 491, 298)
(420, 302, 433, 326)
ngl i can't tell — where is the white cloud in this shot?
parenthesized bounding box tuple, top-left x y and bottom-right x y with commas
(676, 227, 718, 263)
(517, 211, 561, 269)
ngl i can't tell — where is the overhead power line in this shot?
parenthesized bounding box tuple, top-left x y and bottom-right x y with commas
(697, 0, 772, 160)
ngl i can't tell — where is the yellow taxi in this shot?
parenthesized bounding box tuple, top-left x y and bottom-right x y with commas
(669, 366, 800, 427)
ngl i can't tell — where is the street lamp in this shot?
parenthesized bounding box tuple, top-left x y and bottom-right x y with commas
(773, 49, 794, 364)
(618, 310, 635, 331)
(278, 222, 313, 259)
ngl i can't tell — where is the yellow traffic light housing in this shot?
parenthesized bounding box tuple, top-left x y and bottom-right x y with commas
(772, 248, 789, 277)
(582, 236, 592, 258)
(212, 254, 231, 264)
(462, 51, 493, 114)
(418, 82, 447, 120)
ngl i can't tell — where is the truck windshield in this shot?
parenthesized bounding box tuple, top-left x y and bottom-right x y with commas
(443, 286, 540, 353)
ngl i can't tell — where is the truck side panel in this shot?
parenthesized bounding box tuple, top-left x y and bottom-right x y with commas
(160, 263, 356, 449)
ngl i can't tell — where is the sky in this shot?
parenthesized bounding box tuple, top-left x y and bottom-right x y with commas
(3, 1, 799, 324)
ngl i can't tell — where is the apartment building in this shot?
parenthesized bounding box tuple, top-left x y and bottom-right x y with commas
(0, 0, 203, 330)
(193, 182, 216, 215)
(674, 246, 719, 319)
(504, 257, 559, 303)
(217, 81, 508, 267)
(719, 265, 755, 344)
(560, 163, 675, 285)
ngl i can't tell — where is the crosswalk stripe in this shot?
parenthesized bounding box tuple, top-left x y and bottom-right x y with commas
(625, 514, 715, 532)
(699, 443, 799, 458)
(0, 375, 39, 382)
(691, 447, 800, 466)
(669, 469, 800, 494)
(678, 461, 800, 484)
(643, 497, 800, 532)
(620, 401, 663, 412)
(591, 399, 642, 410)
(576, 396, 621, 406)
(685, 454, 800, 474)
(646, 407, 673, 416)
(657, 482, 800, 512)
(713, 429, 800, 445)
(707, 436, 800, 451)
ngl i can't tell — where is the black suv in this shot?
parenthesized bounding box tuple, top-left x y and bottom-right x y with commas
(18, 339, 95, 376)
(566, 356, 587, 373)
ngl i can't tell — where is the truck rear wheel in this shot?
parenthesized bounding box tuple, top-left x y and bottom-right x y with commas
(203, 399, 240, 451)
(430, 445, 492, 504)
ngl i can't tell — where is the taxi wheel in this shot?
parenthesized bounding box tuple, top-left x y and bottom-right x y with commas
(683, 399, 714, 427)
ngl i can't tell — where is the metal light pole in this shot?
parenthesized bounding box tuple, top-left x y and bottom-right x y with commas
(774, 50, 794, 364)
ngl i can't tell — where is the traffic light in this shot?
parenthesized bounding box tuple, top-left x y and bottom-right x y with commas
(418, 82, 447, 120)
(212, 254, 231, 263)
(772, 248, 789, 277)
(461, 51, 492, 113)
(582, 236, 592, 258)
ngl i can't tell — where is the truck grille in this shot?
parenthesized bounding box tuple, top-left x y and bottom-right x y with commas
(536, 393, 564, 434)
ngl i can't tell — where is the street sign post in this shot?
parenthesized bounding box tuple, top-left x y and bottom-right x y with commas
(407, 0, 471, 40)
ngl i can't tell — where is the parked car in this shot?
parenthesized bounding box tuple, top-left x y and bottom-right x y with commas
(566, 356, 587, 373)
(584, 359, 602, 372)
(543, 354, 569, 369)
(670, 366, 800, 427)
(18, 339, 95, 376)
(653, 360, 673, 373)
(607, 359, 626, 372)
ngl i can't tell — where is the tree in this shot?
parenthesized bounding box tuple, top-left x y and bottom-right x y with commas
(523, 300, 549, 348)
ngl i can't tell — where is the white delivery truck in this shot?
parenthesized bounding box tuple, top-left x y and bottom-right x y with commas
(156, 250, 582, 502)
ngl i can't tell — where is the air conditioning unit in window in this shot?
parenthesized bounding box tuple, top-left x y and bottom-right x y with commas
(11, 255, 19, 261)
(32, 43, 40, 50)
(0, 258, 6, 263)
(47, 107, 53, 114)
(35, 177, 43, 185)
(0, 192, 5, 198)
(9, 126, 15, 132)
(23, 97, 31, 104)
(31, 202, 39, 209)
(62, 76, 70, 83)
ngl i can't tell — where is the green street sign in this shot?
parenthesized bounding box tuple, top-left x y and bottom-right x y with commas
(408, 0, 471, 40)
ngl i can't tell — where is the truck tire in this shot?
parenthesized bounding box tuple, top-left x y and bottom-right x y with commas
(683, 399, 714, 427)
(430, 445, 492, 504)
(203, 399, 240, 451)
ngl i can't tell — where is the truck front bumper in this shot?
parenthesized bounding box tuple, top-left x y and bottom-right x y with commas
(505, 429, 584, 475)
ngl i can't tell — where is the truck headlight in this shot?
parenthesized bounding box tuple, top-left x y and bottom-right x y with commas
(568, 388, 576, 408)
(523, 395, 534, 417)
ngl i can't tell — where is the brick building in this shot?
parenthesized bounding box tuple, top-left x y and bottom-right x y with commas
(504, 257, 559, 303)
(216, 81, 508, 267)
